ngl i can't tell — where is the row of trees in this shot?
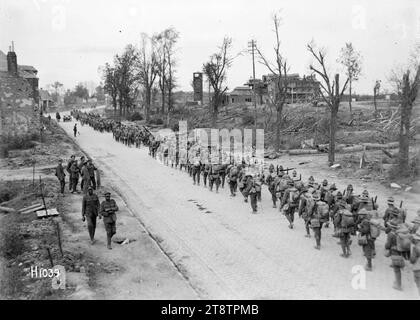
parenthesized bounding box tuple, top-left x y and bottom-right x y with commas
(103, 28, 179, 123)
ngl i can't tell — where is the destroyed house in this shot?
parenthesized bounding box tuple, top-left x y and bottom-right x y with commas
(0, 44, 41, 142)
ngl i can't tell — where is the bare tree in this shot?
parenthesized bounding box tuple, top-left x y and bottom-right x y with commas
(114, 44, 140, 117)
(307, 42, 349, 165)
(50, 81, 63, 103)
(203, 37, 234, 127)
(389, 45, 420, 176)
(103, 63, 119, 114)
(164, 28, 180, 125)
(137, 33, 159, 123)
(338, 42, 362, 114)
(255, 12, 289, 152)
(373, 80, 381, 115)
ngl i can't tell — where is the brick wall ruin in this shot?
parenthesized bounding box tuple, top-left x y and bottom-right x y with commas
(0, 72, 40, 142)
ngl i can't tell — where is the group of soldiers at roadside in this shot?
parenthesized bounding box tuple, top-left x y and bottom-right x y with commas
(55, 153, 119, 250)
(68, 109, 420, 295)
(55, 154, 98, 194)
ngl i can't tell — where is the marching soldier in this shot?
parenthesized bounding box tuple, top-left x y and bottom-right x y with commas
(192, 156, 201, 186)
(335, 201, 355, 258)
(67, 155, 76, 190)
(244, 174, 258, 214)
(383, 197, 399, 226)
(308, 192, 329, 250)
(385, 221, 405, 291)
(70, 161, 80, 193)
(227, 164, 239, 196)
(220, 164, 228, 189)
(86, 159, 97, 190)
(82, 186, 100, 244)
(299, 185, 315, 238)
(410, 229, 420, 296)
(330, 191, 343, 233)
(202, 163, 210, 187)
(99, 191, 119, 250)
(320, 179, 329, 201)
(281, 180, 300, 229)
(209, 164, 221, 193)
(73, 123, 78, 137)
(357, 208, 376, 271)
(55, 159, 66, 194)
(81, 162, 91, 194)
(343, 184, 355, 205)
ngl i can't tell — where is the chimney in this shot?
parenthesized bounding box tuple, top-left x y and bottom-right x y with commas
(7, 42, 18, 76)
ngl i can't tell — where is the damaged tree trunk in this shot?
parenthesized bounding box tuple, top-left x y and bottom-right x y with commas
(398, 67, 420, 176)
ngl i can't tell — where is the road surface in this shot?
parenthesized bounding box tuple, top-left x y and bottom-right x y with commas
(57, 115, 419, 299)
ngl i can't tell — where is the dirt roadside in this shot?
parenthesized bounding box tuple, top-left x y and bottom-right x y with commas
(0, 119, 198, 300)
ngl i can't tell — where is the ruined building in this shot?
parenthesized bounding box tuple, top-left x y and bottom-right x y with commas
(0, 43, 40, 146)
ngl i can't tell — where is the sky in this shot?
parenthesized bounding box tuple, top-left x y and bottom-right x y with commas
(0, 0, 419, 94)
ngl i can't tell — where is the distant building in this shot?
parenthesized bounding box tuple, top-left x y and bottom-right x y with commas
(261, 73, 320, 104)
(227, 86, 254, 105)
(39, 89, 54, 112)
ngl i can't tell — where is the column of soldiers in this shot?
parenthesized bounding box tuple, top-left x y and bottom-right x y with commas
(69, 109, 420, 295)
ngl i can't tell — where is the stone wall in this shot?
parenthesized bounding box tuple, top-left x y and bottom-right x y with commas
(0, 72, 40, 142)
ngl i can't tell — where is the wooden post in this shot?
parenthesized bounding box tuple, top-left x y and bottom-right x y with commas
(32, 160, 35, 187)
(56, 222, 64, 258)
(39, 176, 48, 216)
(46, 247, 54, 267)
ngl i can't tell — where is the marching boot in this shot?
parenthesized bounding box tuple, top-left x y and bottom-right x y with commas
(305, 225, 311, 237)
(365, 258, 372, 271)
(347, 246, 352, 256)
(393, 268, 403, 291)
(340, 245, 348, 258)
(314, 238, 321, 250)
(107, 236, 112, 250)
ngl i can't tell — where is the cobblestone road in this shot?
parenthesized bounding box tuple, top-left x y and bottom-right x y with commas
(58, 118, 419, 299)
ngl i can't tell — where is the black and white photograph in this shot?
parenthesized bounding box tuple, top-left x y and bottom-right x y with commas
(1, 0, 420, 305)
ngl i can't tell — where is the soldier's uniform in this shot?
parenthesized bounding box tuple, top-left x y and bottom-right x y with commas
(81, 164, 91, 194)
(385, 221, 405, 291)
(87, 161, 97, 190)
(70, 162, 80, 193)
(202, 164, 210, 187)
(55, 160, 66, 194)
(209, 164, 221, 193)
(243, 175, 258, 213)
(67, 156, 76, 190)
(383, 197, 399, 226)
(227, 165, 239, 196)
(192, 157, 201, 185)
(82, 187, 100, 243)
(410, 229, 420, 296)
(308, 192, 329, 250)
(299, 185, 315, 237)
(266, 170, 279, 208)
(99, 192, 119, 250)
(335, 202, 355, 258)
(219, 164, 228, 188)
(357, 208, 376, 271)
(343, 184, 355, 205)
(281, 181, 300, 229)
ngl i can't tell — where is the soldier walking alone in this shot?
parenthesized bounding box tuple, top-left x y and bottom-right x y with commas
(82, 186, 100, 244)
(99, 191, 119, 250)
(73, 124, 78, 137)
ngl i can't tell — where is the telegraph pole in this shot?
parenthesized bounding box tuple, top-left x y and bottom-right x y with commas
(248, 39, 257, 148)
